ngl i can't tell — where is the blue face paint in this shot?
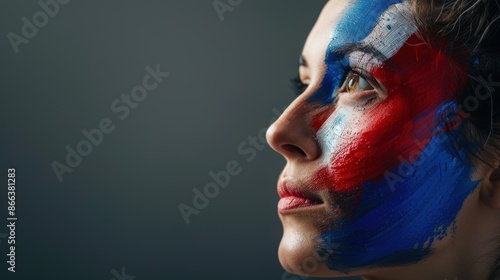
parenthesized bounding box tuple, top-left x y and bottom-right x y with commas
(317, 102, 478, 271)
(307, 0, 402, 105)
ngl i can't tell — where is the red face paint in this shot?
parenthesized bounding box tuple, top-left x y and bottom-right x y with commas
(311, 34, 468, 193)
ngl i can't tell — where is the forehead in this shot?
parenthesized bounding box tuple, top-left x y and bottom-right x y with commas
(302, 0, 410, 72)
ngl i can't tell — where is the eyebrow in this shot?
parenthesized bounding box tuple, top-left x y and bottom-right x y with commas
(336, 43, 387, 60)
(300, 44, 393, 72)
(331, 43, 392, 69)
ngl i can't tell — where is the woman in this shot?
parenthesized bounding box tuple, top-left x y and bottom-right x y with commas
(266, 0, 500, 279)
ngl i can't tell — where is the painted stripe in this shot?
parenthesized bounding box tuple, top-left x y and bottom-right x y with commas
(317, 115, 478, 271)
(348, 4, 417, 71)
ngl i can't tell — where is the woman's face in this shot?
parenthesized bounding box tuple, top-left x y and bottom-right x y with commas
(267, 0, 478, 277)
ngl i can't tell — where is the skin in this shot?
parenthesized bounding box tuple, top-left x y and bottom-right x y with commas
(266, 0, 500, 279)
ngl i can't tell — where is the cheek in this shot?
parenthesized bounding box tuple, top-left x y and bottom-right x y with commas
(311, 93, 418, 192)
(310, 34, 467, 193)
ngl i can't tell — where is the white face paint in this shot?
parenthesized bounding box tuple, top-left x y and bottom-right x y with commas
(348, 4, 416, 79)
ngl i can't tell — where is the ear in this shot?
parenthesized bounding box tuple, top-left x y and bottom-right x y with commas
(482, 167, 500, 208)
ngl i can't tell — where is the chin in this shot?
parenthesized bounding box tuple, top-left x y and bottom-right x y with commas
(278, 213, 359, 278)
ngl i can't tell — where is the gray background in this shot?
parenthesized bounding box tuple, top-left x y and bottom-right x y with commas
(0, 0, 360, 279)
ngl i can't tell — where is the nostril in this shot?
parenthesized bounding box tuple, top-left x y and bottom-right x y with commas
(282, 144, 307, 157)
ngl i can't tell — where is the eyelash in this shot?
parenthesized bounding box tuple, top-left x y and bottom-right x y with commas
(344, 68, 378, 90)
(290, 68, 378, 97)
(290, 76, 308, 96)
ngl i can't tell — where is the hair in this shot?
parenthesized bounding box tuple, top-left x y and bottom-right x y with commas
(409, 0, 500, 278)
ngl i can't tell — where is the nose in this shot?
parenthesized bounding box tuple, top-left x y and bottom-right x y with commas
(266, 99, 322, 162)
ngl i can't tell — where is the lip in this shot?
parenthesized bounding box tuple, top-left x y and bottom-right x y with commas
(277, 181, 323, 213)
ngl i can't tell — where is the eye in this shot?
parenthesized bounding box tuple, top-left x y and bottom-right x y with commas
(338, 69, 382, 109)
(344, 71, 374, 93)
(290, 75, 309, 96)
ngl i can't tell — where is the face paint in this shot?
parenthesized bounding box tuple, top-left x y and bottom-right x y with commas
(308, 1, 478, 272)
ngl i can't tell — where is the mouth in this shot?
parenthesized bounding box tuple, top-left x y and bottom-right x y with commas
(277, 181, 324, 213)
